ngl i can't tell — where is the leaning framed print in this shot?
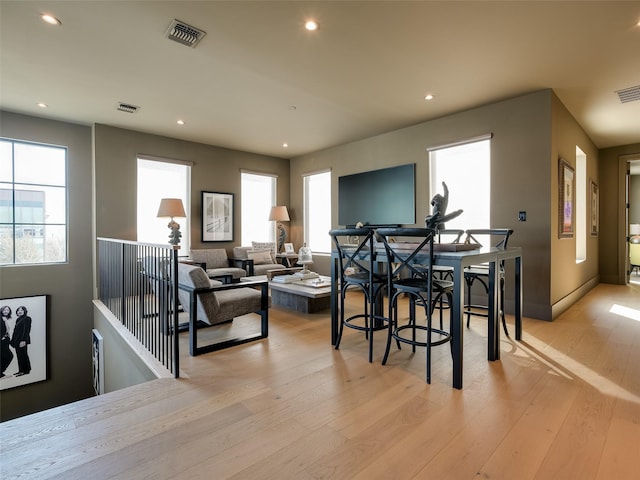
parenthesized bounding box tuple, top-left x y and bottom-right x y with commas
(558, 158, 575, 238)
(92, 329, 105, 395)
(1, 294, 48, 390)
(590, 179, 599, 236)
(201, 191, 234, 242)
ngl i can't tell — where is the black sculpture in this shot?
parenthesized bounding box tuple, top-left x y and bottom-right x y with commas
(425, 181, 463, 230)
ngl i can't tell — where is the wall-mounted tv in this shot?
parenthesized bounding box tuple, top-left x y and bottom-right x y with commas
(338, 163, 416, 227)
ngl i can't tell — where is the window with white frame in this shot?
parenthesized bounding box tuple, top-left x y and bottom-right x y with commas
(0, 138, 67, 265)
(241, 172, 276, 245)
(137, 157, 190, 251)
(304, 170, 331, 253)
(428, 137, 491, 236)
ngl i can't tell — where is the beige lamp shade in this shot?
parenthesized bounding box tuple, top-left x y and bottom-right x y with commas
(157, 198, 186, 218)
(268, 205, 290, 222)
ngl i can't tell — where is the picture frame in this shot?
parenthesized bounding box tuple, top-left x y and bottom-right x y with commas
(92, 329, 104, 395)
(1, 294, 48, 390)
(284, 242, 295, 254)
(590, 179, 599, 236)
(201, 191, 234, 242)
(558, 158, 575, 238)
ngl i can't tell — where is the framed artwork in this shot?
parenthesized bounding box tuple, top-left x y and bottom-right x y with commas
(558, 158, 575, 238)
(590, 180, 599, 236)
(201, 191, 234, 242)
(92, 329, 105, 395)
(1, 294, 47, 390)
(284, 243, 295, 254)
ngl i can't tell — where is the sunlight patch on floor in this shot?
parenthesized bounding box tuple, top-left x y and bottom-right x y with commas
(514, 334, 640, 404)
(609, 303, 640, 322)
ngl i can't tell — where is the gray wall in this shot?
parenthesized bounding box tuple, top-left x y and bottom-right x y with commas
(290, 89, 600, 321)
(0, 111, 94, 421)
(94, 124, 291, 251)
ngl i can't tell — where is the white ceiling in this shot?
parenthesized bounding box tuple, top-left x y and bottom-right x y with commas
(1, 1, 639, 159)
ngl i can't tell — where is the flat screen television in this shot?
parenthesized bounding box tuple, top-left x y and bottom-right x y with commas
(338, 163, 415, 227)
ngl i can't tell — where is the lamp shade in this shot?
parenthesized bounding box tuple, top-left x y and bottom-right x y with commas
(268, 205, 290, 222)
(157, 198, 186, 218)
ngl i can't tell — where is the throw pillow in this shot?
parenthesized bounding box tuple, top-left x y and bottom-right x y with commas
(247, 249, 273, 265)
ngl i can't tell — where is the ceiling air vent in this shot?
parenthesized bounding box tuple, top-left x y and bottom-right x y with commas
(165, 19, 206, 48)
(117, 102, 140, 114)
(615, 85, 640, 104)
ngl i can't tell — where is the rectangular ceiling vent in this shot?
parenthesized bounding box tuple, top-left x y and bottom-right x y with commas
(117, 102, 140, 114)
(166, 19, 206, 48)
(615, 85, 640, 104)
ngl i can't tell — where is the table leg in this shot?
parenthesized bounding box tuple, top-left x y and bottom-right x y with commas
(331, 257, 338, 345)
(450, 264, 464, 389)
(487, 261, 499, 361)
(515, 255, 522, 340)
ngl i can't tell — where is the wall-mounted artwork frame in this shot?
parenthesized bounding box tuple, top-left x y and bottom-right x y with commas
(590, 179, 599, 236)
(0, 294, 47, 390)
(201, 191, 234, 242)
(558, 158, 575, 238)
(92, 329, 104, 395)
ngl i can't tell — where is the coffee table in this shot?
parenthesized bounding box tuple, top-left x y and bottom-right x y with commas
(242, 275, 333, 313)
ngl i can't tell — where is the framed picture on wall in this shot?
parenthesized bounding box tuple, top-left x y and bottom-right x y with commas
(0, 295, 48, 390)
(201, 191, 234, 242)
(590, 179, 599, 236)
(558, 158, 575, 238)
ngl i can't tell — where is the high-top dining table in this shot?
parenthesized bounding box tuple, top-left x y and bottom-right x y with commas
(330, 245, 523, 389)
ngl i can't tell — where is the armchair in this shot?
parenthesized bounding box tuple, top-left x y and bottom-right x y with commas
(630, 237, 640, 275)
(177, 263, 270, 355)
(189, 248, 248, 282)
(233, 242, 286, 276)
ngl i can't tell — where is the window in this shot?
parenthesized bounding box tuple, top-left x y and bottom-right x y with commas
(241, 172, 276, 245)
(137, 158, 190, 251)
(576, 146, 587, 262)
(304, 170, 331, 253)
(428, 137, 491, 234)
(0, 139, 67, 265)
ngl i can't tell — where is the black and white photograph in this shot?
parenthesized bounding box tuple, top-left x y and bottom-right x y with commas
(201, 191, 234, 242)
(0, 294, 47, 390)
(92, 329, 104, 395)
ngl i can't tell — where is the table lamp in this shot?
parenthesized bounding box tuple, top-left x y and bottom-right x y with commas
(157, 198, 186, 246)
(268, 205, 290, 252)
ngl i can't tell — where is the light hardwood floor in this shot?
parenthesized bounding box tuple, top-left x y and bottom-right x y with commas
(2, 281, 640, 479)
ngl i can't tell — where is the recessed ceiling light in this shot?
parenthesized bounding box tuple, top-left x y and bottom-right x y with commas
(424, 94, 435, 101)
(282, 143, 289, 148)
(177, 119, 185, 125)
(41, 14, 61, 25)
(305, 20, 318, 31)
(37, 102, 48, 108)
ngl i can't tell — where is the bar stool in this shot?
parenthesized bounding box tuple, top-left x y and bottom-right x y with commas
(463, 229, 513, 336)
(329, 228, 387, 363)
(376, 227, 452, 383)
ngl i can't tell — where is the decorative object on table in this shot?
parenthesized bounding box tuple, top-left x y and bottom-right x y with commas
(268, 205, 290, 252)
(590, 179, 599, 236)
(201, 191, 234, 242)
(284, 242, 295, 254)
(425, 181, 463, 230)
(558, 158, 575, 238)
(295, 243, 318, 279)
(1, 294, 47, 391)
(157, 198, 186, 246)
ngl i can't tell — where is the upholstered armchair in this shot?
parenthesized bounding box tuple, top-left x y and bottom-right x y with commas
(177, 263, 270, 355)
(233, 241, 286, 276)
(630, 237, 640, 275)
(189, 248, 248, 282)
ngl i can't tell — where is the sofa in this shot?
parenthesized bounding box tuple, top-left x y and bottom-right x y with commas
(189, 248, 248, 282)
(177, 262, 271, 355)
(233, 241, 286, 276)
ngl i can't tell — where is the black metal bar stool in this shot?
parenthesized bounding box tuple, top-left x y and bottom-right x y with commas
(376, 227, 453, 384)
(328, 228, 387, 363)
(463, 229, 513, 337)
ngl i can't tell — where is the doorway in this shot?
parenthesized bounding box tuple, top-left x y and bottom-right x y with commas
(628, 159, 640, 285)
